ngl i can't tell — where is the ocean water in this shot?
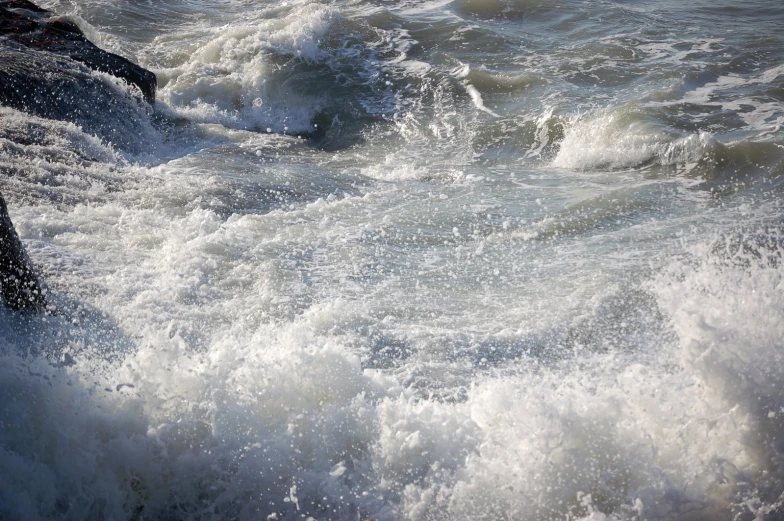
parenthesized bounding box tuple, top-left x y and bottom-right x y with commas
(1, 0, 783, 519)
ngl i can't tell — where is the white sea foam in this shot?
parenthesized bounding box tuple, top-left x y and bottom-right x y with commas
(371, 237, 784, 521)
(1, 0, 783, 520)
(3, 216, 782, 520)
(551, 109, 718, 172)
(156, 6, 337, 134)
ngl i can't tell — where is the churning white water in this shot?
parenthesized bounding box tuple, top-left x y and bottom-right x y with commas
(1, 0, 784, 519)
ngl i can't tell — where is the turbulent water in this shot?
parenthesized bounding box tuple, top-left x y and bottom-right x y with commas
(1, 0, 783, 519)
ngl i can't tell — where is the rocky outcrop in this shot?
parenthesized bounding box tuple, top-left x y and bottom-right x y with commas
(0, 192, 45, 311)
(0, 0, 156, 103)
(0, 0, 159, 151)
(0, 0, 158, 311)
(0, 47, 158, 153)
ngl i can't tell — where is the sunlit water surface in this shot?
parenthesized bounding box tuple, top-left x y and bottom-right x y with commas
(1, 0, 784, 519)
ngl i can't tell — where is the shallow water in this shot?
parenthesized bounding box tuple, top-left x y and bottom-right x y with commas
(1, 0, 784, 520)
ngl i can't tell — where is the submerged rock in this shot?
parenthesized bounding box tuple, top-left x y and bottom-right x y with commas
(0, 192, 45, 311)
(0, 0, 156, 103)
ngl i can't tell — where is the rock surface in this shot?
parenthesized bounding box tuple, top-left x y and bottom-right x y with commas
(0, 0, 157, 103)
(0, 0, 158, 311)
(0, 46, 157, 153)
(0, 192, 45, 311)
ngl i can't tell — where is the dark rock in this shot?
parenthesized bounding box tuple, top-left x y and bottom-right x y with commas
(0, 1, 161, 312)
(0, 0, 156, 103)
(0, 192, 46, 311)
(0, 47, 156, 153)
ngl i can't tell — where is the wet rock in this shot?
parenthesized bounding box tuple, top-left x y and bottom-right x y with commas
(0, 47, 155, 153)
(0, 192, 45, 311)
(0, 0, 156, 103)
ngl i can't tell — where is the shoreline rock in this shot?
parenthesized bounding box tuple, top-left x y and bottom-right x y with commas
(0, 0, 158, 311)
(0, 192, 46, 311)
(0, 0, 157, 103)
